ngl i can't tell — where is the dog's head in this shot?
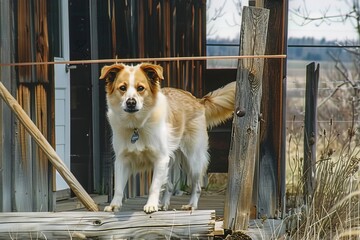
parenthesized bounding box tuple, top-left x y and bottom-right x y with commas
(99, 63, 164, 114)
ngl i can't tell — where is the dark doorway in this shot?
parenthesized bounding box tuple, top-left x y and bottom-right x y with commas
(205, 69, 236, 173)
(68, 0, 93, 192)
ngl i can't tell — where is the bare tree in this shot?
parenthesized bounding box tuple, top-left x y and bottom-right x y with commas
(206, 0, 244, 38)
(290, 0, 360, 131)
(206, 0, 226, 37)
(225, 0, 243, 27)
(290, 0, 360, 35)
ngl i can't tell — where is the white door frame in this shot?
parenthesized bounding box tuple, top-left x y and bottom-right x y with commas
(54, 0, 70, 194)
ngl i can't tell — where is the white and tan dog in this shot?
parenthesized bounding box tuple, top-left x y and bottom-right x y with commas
(100, 63, 235, 213)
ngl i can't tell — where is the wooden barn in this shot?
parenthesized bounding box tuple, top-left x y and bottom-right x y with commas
(0, 0, 287, 238)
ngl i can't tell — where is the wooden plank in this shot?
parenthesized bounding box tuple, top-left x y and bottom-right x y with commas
(55, 194, 288, 238)
(34, 0, 49, 83)
(0, 0, 14, 211)
(14, 85, 33, 211)
(0, 82, 99, 212)
(17, 0, 33, 83)
(258, 0, 287, 218)
(34, 84, 49, 211)
(303, 62, 320, 201)
(110, 0, 116, 58)
(56, 193, 226, 217)
(0, 210, 215, 239)
(224, 6, 269, 231)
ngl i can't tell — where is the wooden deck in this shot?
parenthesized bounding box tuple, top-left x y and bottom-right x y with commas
(56, 192, 225, 215)
(56, 192, 286, 239)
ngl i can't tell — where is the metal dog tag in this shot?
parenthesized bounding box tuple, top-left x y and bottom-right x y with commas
(131, 129, 139, 144)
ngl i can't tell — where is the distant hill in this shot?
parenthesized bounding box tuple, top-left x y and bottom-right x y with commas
(207, 37, 355, 62)
(206, 38, 240, 57)
(287, 37, 354, 62)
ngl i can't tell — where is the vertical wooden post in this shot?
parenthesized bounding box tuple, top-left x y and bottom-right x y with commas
(303, 62, 320, 202)
(224, 6, 269, 231)
(258, 0, 288, 219)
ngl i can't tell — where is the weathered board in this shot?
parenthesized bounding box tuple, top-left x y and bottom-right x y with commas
(0, 210, 215, 239)
(224, 6, 269, 231)
(258, 0, 288, 218)
(55, 194, 287, 239)
(303, 62, 320, 200)
(0, 0, 14, 212)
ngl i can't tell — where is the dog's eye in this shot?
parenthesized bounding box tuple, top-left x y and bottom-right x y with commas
(137, 86, 145, 92)
(119, 85, 127, 91)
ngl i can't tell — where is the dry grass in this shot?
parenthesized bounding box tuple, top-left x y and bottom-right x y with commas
(286, 118, 360, 239)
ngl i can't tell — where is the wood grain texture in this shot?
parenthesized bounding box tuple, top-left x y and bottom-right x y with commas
(224, 6, 269, 231)
(34, 84, 49, 211)
(14, 85, 33, 211)
(303, 62, 320, 201)
(0, 0, 14, 212)
(55, 194, 287, 239)
(258, 0, 287, 218)
(0, 210, 215, 239)
(0, 82, 99, 212)
(16, 0, 32, 83)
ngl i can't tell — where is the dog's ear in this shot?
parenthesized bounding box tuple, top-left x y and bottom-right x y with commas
(140, 63, 164, 82)
(99, 64, 125, 82)
(100, 64, 125, 94)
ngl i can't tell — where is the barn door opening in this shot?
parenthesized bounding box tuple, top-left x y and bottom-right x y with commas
(68, 0, 100, 193)
(54, 0, 100, 197)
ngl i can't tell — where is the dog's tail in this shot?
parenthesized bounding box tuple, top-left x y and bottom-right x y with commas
(199, 81, 236, 128)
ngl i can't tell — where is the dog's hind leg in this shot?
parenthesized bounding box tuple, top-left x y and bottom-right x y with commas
(181, 173, 202, 211)
(181, 135, 209, 211)
(159, 175, 173, 211)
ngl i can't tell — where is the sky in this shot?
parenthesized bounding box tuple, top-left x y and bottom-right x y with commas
(288, 0, 359, 41)
(207, 0, 359, 42)
(206, 0, 246, 40)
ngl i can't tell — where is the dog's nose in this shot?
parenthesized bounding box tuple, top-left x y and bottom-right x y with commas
(126, 98, 137, 109)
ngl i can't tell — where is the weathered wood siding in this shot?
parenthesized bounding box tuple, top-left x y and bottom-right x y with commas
(0, 82, 99, 212)
(107, 0, 206, 94)
(0, 0, 55, 212)
(0, 0, 15, 212)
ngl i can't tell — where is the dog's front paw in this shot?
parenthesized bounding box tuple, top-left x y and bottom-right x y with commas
(143, 203, 158, 213)
(104, 197, 122, 212)
(104, 204, 121, 212)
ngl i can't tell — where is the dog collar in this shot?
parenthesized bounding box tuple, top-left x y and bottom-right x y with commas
(131, 128, 139, 144)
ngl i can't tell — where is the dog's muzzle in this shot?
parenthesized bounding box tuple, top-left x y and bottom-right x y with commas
(125, 98, 138, 113)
